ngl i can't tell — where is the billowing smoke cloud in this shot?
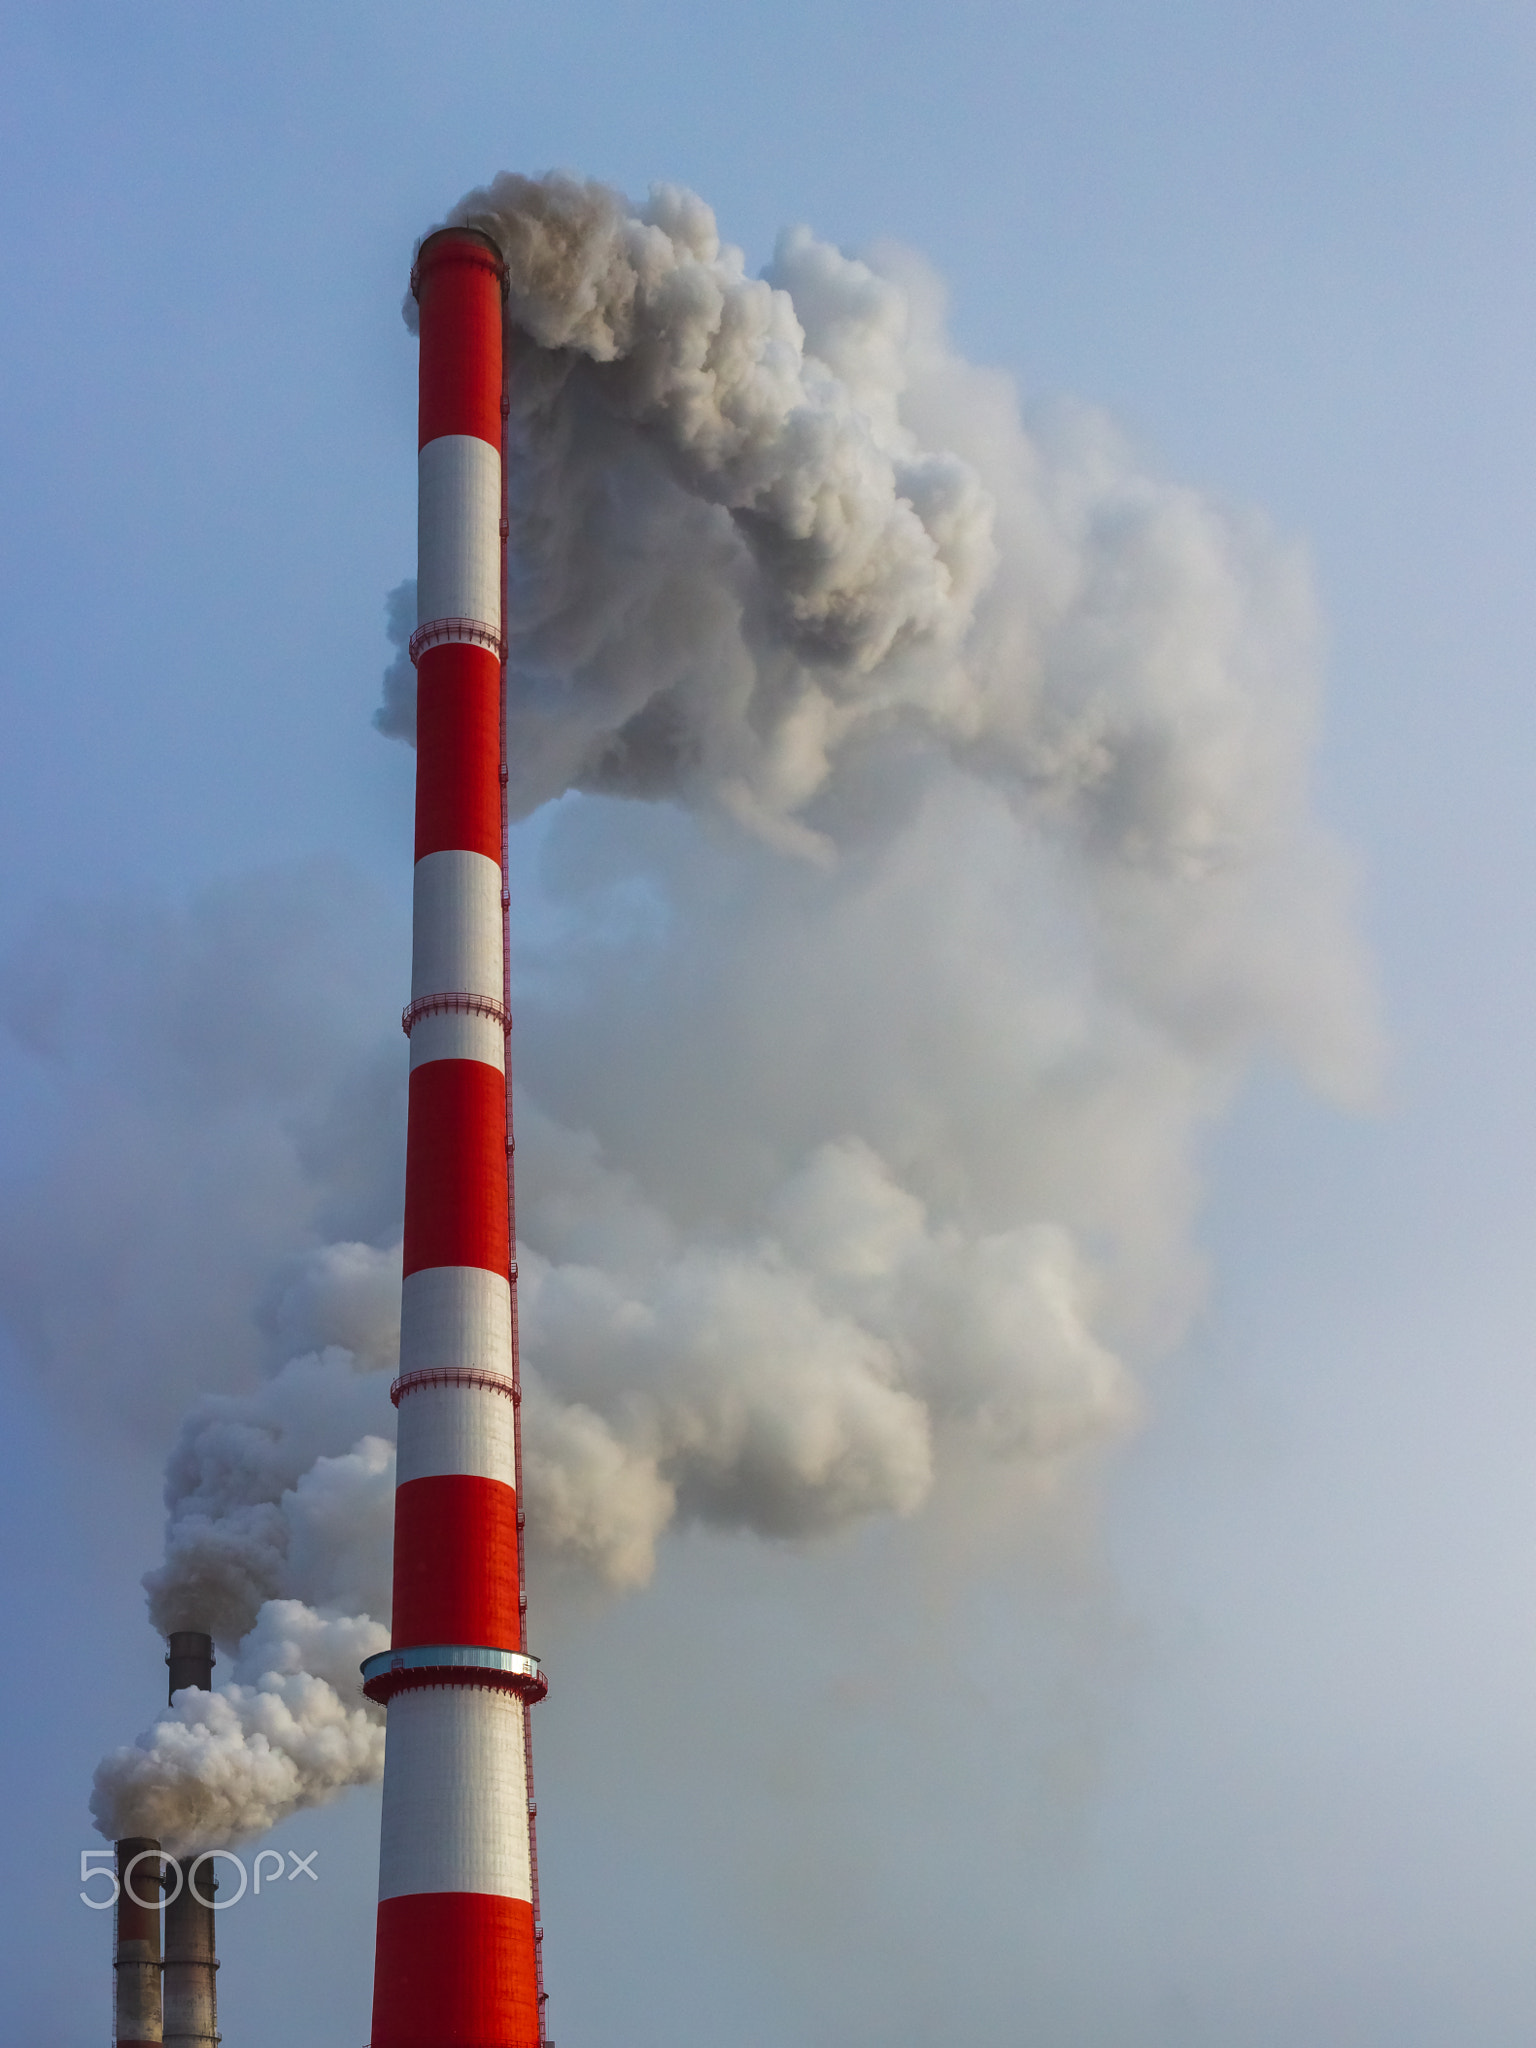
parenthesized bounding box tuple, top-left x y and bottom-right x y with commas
(89, 1253, 401, 1850)
(90, 1602, 389, 1855)
(383, 170, 1374, 1583)
(510, 1117, 1134, 1588)
(145, 1356, 394, 1647)
(17, 170, 1375, 1849)
(146, 1252, 399, 1646)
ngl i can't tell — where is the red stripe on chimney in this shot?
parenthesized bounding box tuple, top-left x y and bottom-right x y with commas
(415, 640, 504, 863)
(402, 1059, 510, 1278)
(391, 1473, 522, 1650)
(417, 231, 504, 450)
(372, 1891, 540, 2048)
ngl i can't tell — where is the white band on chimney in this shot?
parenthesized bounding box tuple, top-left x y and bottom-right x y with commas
(407, 1005, 507, 1073)
(396, 1376, 519, 1486)
(400, 1266, 513, 1380)
(417, 433, 502, 633)
(376, 1685, 533, 1903)
(411, 849, 503, 1003)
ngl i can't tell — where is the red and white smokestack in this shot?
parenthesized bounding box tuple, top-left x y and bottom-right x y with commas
(113, 1837, 162, 2048)
(363, 225, 547, 2048)
(163, 1632, 218, 2048)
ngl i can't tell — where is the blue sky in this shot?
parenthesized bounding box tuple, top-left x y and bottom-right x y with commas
(3, 6, 1536, 2045)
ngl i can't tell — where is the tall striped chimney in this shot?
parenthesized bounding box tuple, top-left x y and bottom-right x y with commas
(363, 225, 547, 2048)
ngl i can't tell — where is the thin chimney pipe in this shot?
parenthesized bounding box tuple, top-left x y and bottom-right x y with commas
(113, 1836, 163, 2048)
(162, 1632, 219, 2048)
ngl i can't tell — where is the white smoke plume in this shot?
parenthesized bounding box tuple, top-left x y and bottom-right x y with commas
(83, 1242, 401, 1850)
(63, 169, 1377, 1847)
(90, 1602, 388, 1855)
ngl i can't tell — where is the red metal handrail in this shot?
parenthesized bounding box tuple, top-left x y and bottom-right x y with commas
(408, 615, 506, 665)
(401, 990, 512, 1037)
(390, 1366, 519, 1409)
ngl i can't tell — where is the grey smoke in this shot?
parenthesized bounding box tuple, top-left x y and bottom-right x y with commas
(0, 862, 406, 1445)
(383, 170, 1374, 1580)
(509, 1117, 1136, 1587)
(96, 1297, 399, 1850)
(64, 170, 1377, 1848)
(145, 1335, 397, 1647)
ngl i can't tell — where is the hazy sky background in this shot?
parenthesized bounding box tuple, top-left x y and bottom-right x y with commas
(3, 5, 1536, 2044)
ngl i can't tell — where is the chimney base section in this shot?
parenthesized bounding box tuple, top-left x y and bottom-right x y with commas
(114, 1835, 163, 2048)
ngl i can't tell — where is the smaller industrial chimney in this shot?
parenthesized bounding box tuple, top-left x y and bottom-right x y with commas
(114, 1836, 163, 2048)
(165, 1632, 216, 1703)
(163, 1632, 219, 2048)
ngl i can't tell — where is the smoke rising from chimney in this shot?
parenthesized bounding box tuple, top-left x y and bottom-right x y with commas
(91, 1602, 388, 1855)
(66, 171, 1375, 1850)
